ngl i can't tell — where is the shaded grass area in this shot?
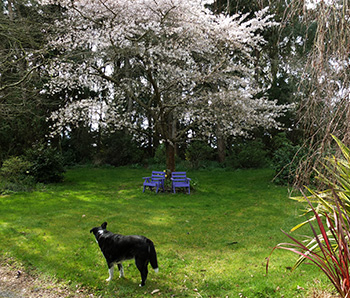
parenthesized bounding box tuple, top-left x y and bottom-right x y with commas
(0, 167, 330, 297)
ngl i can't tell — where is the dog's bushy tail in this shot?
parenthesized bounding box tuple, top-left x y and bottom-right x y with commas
(147, 239, 159, 272)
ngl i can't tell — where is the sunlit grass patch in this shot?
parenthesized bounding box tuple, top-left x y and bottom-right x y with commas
(0, 166, 332, 297)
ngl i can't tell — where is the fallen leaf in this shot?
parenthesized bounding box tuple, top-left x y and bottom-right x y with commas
(151, 289, 160, 295)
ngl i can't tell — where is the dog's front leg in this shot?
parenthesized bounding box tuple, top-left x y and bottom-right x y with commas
(106, 264, 114, 282)
(117, 263, 124, 278)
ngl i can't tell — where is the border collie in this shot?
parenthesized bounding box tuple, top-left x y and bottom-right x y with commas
(90, 222, 159, 286)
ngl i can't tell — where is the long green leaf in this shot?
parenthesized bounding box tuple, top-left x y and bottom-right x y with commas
(333, 135, 350, 162)
(269, 196, 350, 297)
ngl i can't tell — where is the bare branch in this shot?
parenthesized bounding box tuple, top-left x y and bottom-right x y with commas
(0, 63, 44, 93)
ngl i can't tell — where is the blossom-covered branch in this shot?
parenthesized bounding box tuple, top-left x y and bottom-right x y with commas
(41, 0, 292, 169)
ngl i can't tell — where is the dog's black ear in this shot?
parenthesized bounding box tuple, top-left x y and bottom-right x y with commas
(90, 227, 97, 234)
(101, 222, 107, 229)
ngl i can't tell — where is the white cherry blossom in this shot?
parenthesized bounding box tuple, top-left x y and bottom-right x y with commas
(41, 0, 291, 162)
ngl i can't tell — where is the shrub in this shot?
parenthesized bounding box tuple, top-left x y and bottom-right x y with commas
(0, 156, 35, 192)
(271, 134, 306, 185)
(98, 132, 144, 167)
(26, 145, 65, 183)
(291, 135, 350, 228)
(0, 156, 32, 182)
(226, 139, 268, 169)
(267, 197, 350, 298)
(185, 141, 215, 169)
(272, 143, 301, 184)
(268, 136, 350, 298)
(154, 143, 166, 165)
(237, 139, 268, 168)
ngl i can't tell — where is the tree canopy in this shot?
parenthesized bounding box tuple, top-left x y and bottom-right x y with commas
(39, 0, 290, 170)
(2, 0, 348, 183)
(0, 0, 60, 160)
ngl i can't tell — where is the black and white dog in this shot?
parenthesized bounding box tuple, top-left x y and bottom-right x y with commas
(90, 222, 159, 286)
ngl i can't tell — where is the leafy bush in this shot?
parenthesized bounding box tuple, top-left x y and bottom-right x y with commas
(268, 136, 350, 298)
(145, 144, 167, 169)
(267, 197, 350, 298)
(153, 143, 166, 165)
(97, 132, 144, 167)
(226, 139, 268, 169)
(237, 139, 268, 168)
(291, 135, 350, 229)
(272, 144, 301, 184)
(271, 134, 306, 185)
(26, 145, 65, 183)
(185, 141, 215, 169)
(0, 146, 65, 192)
(0, 156, 35, 193)
(0, 156, 32, 182)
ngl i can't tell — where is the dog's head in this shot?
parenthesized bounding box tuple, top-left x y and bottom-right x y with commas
(90, 221, 108, 236)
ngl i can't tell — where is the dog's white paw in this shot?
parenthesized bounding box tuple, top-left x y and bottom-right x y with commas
(154, 268, 159, 273)
(106, 278, 111, 282)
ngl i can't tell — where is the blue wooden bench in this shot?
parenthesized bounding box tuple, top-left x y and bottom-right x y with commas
(143, 171, 165, 193)
(171, 172, 191, 194)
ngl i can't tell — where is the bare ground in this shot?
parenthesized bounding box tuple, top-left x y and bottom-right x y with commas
(0, 262, 339, 298)
(0, 263, 94, 298)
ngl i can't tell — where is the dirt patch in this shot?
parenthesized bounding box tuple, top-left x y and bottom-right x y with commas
(0, 262, 338, 298)
(0, 263, 94, 298)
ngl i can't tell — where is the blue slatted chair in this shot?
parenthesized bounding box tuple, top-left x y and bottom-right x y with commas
(171, 172, 191, 194)
(143, 171, 165, 193)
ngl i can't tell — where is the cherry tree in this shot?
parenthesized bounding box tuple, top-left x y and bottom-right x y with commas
(42, 0, 290, 171)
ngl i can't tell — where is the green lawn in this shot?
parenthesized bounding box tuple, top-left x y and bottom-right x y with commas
(0, 167, 331, 297)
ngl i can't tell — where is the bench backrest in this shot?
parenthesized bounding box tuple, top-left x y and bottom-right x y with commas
(151, 171, 165, 180)
(171, 172, 187, 180)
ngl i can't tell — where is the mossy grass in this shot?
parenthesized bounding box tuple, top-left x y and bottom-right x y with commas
(0, 166, 331, 297)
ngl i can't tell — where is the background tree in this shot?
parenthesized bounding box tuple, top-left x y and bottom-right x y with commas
(41, 0, 290, 171)
(286, 0, 350, 186)
(0, 0, 61, 161)
(210, 0, 312, 166)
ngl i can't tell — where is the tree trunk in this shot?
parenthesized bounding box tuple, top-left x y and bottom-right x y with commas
(217, 136, 226, 163)
(216, 124, 226, 163)
(165, 141, 175, 172)
(165, 111, 176, 172)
